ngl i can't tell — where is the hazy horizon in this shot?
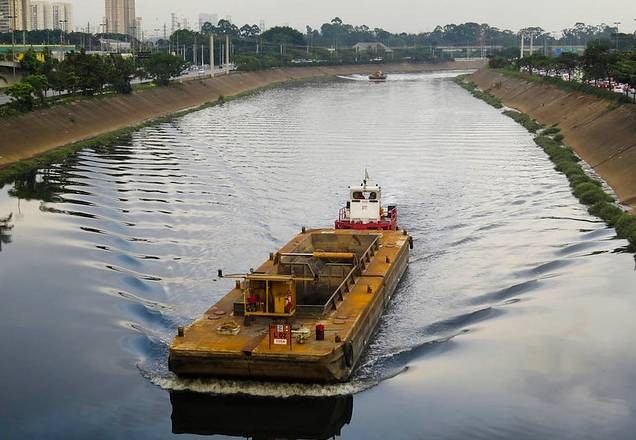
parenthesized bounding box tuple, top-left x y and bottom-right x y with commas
(67, 0, 636, 35)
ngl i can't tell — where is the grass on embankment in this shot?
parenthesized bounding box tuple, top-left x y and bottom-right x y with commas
(523, 121, 636, 249)
(453, 76, 503, 108)
(454, 75, 636, 249)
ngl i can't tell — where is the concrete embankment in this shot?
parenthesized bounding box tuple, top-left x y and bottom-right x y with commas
(469, 69, 636, 210)
(0, 61, 484, 169)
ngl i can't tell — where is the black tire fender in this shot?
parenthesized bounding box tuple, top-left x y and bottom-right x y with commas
(343, 341, 354, 368)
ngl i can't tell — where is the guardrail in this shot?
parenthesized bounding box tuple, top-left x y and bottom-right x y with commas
(296, 235, 381, 314)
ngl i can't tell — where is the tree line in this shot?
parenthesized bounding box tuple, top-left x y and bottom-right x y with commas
(489, 40, 636, 102)
(3, 48, 187, 113)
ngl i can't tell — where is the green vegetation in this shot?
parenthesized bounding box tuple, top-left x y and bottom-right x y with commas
(501, 113, 636, 249)
(1, 49, 187, 117)
(498, 39, 636, 103)
(499, 68, 632, 104)
(142, 53, 187, 86)
(503, 110, 543, 132)
(453, 77, 502, 108)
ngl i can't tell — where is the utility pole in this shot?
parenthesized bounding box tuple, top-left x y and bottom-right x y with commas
(519, 33, 525, 59)
(193, 37, 197, 65)
(210, 35, 214, 74)
(613, 22, 621, 50)
(9, 0, 16, 78)
(225, 35, 230, 74)
(529, 33, 534, 55)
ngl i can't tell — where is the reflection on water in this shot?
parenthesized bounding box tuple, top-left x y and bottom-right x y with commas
(170, 392, 352, 438)
(0, 212, 12, 252)
(1, 71, 635, 439)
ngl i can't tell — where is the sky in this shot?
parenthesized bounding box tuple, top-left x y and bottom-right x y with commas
(70, 0, 636, 35)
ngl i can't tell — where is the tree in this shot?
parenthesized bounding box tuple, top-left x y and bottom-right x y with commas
(261, 26, 306, 46)
(106, 55, 136, 94)
(583, 39, 617, 85)
(6, 82, 36, 111)
(23, 74, 49, 105)
(556, 52, 581, 81)
(613, 51, 636, 101)
(143, 53, 187, 85)
(19, 48, 43, 73)
(63, 49, 109, 95)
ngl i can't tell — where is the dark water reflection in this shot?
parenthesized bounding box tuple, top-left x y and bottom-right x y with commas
(1, 71, 636, 439)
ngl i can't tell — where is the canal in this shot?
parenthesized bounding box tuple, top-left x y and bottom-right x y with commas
(1, 71, 635, 439)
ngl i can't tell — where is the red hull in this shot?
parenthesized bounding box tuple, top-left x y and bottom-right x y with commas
(335, 207, 398, 231)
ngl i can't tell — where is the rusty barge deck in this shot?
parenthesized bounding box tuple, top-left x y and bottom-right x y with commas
(169, 228, 411, 383)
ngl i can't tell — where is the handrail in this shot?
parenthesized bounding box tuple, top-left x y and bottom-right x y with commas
(321, 234, 381, 313)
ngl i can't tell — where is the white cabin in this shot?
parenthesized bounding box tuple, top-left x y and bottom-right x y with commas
(348, 181, 382, 223)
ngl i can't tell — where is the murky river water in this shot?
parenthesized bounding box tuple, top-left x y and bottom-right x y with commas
(1, 71, 636, 439)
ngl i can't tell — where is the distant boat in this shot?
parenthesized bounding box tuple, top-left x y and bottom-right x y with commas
(368, 70, 387, 82)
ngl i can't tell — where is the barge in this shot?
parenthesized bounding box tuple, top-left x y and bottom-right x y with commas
(169, 174, 411, 382)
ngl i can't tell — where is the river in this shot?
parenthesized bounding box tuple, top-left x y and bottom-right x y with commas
(1, 71, 635, 439)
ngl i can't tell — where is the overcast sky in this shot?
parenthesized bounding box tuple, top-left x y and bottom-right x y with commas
(71, 0, 636, 34)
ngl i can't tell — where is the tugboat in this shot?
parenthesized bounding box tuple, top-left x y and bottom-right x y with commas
(335, 170, 397, 230)
(368, 70, 387, 82)
(169, 173, 411, 383)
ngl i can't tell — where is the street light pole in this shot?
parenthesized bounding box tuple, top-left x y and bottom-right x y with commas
(10, 0, 16, 78)
(59, 19, 68, 45)
(613, 21, 621, 50)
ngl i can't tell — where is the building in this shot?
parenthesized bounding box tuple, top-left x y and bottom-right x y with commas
(105, 0, 135, 36)
(51, 2, 72, 31)
(99, 38, 131, 52)
(30, 0, 49, 30)
(134, 16, 141, 40)
(0, 0, 31, 32)
(352, 42, 393, 53)
(198, 12, 217, 30)
(27, 1, 72, 31)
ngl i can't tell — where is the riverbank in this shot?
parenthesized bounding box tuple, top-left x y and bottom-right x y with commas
(0, 60, 484, 180)
(468, 68, 636, 211)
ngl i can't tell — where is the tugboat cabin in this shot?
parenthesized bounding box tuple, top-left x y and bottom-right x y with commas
(336, 172, 397, 230)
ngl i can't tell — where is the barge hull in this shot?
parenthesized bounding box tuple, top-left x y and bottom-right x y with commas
(169, 229, 410, 383)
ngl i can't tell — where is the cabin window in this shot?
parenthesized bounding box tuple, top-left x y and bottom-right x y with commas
(352, 191, 379, 200)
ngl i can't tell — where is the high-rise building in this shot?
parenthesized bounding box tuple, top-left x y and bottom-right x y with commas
(198, 13, 217, 30)
(134, 16, 141, 40)
(51, 2, 72, 31)
(0, 0, 31, 31)
(105, 0, 135, 36)
(30, 1, 50, 30)
(27, 1, 72, 31)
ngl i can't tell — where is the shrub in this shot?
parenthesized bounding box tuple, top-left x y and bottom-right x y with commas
(504, 111, 543, 132)
(554, 161, 584, 177)
(588, 202, 624, 225)
(542, 126, 561, 136)
(614, 214, 636, 238)
(629, 231, 636, 248)
(453, 78, 503, 108)
(579, 188, 613, 205)
(574, 182, 602, 198)
(5, 82, 35, 112)
(569, 174, 600, 188)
